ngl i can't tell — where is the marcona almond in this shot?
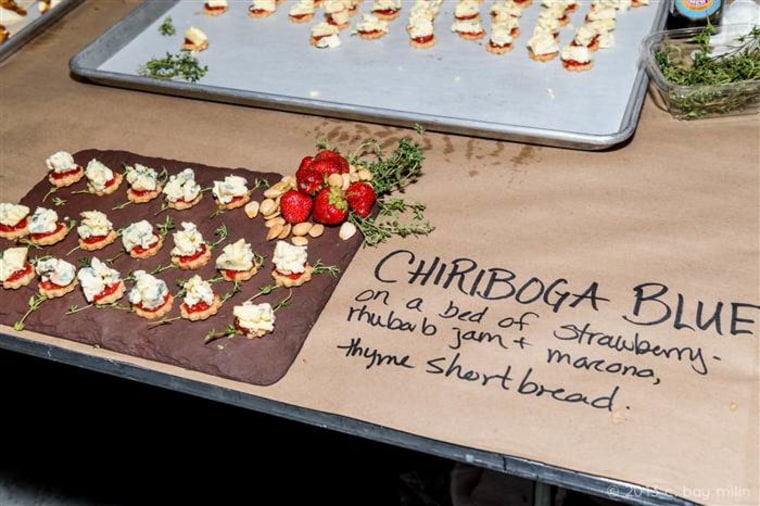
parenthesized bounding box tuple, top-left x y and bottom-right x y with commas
(281, 175, 296, 187)
(339, 221, 357, 240)
(292, 222, 313, 236)
(341, 173, 351, 190)
(265, 216, 286, 228)
(307, 223, 324, 238)
(264, 180, 293, 198)
(244, 201, 260, 219)
(357, 168, 373, 181)
(291, 236, 309, 246)
(267, 224, 283, 241)
(278, 223, 291, 239)
(327, 173, 343, 188)
(260, 198, 277, 216)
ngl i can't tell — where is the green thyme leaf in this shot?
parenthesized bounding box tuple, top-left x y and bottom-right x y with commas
(138, 52, 208, 83)
(159, 16, 176, 37)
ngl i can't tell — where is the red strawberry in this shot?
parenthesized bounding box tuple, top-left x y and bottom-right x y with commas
(313, 149, 350, 175)
(296, 157, 322, 196)
(309, 159, 342, 182)
(298, 156, 313, 172)
(313, 186, 348, 226)
(295, 151, 349, 196)
(346, 182, 376, 218)
(280, 190, 313, 224)
(314, 149, 350, 171)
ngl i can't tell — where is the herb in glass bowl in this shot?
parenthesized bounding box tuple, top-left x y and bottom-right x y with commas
(654, 25, 760, 119)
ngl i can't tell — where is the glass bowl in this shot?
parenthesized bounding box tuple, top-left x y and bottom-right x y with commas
(641, 23, 760, 120)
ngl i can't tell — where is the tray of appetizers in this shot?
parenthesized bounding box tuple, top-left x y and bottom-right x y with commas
(69, 0, 667, 150)
(0, 0, 83, 62)
(0, 148, 366, 386)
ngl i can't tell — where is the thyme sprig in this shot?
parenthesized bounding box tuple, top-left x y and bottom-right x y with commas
(112, 200, 132, 211)
(51, 196, 67, 207)
(356, 140, 424, 196)
(204, 324, 238, 344)
(221, 281, 243, 303)
(13, 294, 47, 331)
(209, 207, 225, 220)
(66, 303, 92, 315)
(210, 224, 229, 248)
(243, 283, 280, 304)
(101, 302, 132, 312)
(156, 215, 175, 238)
(16, 238, 43, 250)
(154, 202, 170, 216)
(175, 278, 189, 299)
(655, 25, 760, 118)
(159, 16, 175, 36)
(253, 177, 271, 190)
(138, 52, 208, 83)
(312, 260, 340, 277)
(350, 201, 435, 247)
(42, 187, 57, 203)
(150, 263, 175, 275)
(65, 301, 131, 315)
(148, 316, 182, 329)
(272, 289, 293, 312)
(106, 251, 125, 264)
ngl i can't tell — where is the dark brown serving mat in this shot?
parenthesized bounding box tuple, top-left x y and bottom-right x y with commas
(0, 149, 363, 386)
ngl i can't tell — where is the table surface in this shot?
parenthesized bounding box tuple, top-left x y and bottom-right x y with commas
(1, 2, 758, 506)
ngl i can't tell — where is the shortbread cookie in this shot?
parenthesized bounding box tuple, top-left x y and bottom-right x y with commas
(133, 294, 174, 320)
(272, 264, 314, 288)
(181, 293, 222, 321)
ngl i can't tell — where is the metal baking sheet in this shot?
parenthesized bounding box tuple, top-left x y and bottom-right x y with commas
(69, 0, 667, 150)
(0, 0, 83, 62)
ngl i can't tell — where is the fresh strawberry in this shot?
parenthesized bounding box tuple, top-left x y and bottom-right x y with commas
(298, 156, 313, 172)
(309, 159, 342, 182)
(313, 149, 350, 174)
(280, 190, 314, 224)
(296, 158, 322, 196)
(296, 151, 349, 196)
(346, 182, 376, 218)
(313, 186, 348, 226)
(314, 150, 350, 172)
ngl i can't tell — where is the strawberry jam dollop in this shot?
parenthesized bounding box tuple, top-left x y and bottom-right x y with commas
(0, 216, 28, 233)
(131, 235, 160, 256)
(93, 281, 122, 304)
(6, 263, 33, 283)
(177, 244, 208, 264)
(50, 166, 82, 180)
(136, 293, 170, 313)
(183, 300, 211, 314)
(31, 222, 64, 242)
